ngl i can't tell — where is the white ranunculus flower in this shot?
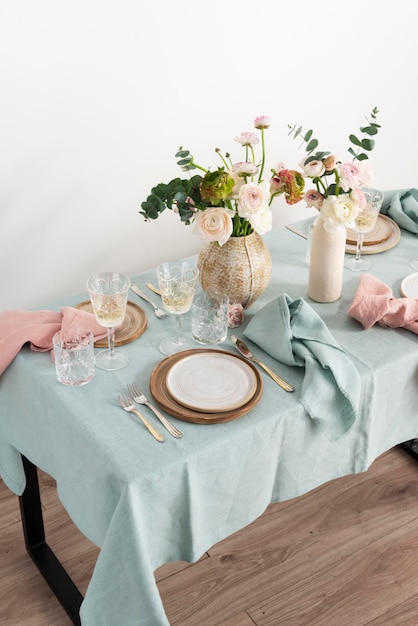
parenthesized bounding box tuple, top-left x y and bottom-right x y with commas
(320, 194, 360, 232)
(300, 158, 325, 178)
(357, 161, 375, 187)
(193, 206, 233, 246)
(237, 181, 270, 218)
(249, 208, 273, 235)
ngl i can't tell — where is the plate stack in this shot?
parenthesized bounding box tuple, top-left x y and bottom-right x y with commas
(149, 349, 263, 424)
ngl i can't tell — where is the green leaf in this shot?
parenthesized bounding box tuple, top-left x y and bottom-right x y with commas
(314, 151, 331, 161)
(175, 149, 190, 158)
(174, 190, 188, 203)
(326, 183, 338, 195)
(304, 129, 313, 142)
(349, 134, 362, 147)
(361, 138, 375, 151)
(356, 153, 369, 161)
(305, 138, 318, 152)
(359, 125, 378, 136)
(177, 158, 192, 167)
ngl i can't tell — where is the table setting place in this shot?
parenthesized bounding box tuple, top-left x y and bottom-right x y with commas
(2, 187, 418, 449)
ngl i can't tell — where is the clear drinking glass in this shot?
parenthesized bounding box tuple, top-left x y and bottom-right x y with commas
(53, 329, 95, 385)
(156, 260, 199, 355)
(346, 188, 384, 272)
(191, 290, 229, 345)
(86, 272, 131, 370)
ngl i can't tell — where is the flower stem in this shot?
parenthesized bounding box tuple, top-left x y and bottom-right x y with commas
(258, 128, 266, 182)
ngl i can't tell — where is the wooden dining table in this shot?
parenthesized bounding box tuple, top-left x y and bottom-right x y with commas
(1, 217, 418, 625)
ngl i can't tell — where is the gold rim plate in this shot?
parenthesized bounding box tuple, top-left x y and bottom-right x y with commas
(75, 300, 147, 347)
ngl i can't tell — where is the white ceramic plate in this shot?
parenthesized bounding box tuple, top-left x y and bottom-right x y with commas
(400, 273, 418, 298)
(166, 351, 258, 412)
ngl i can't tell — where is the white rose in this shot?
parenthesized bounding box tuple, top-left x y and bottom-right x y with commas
(320, 194, 360, 232)
(193, 206, 233, 246)
(237, 182, 270, 218)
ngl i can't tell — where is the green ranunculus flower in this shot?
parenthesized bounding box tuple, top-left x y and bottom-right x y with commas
(200, 168, 235, 205)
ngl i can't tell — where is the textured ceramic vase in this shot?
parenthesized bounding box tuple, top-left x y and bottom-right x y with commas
(307, 215, 346, 303)
(197, 232, 272, 309)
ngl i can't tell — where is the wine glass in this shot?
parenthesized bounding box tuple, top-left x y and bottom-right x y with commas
(86, 272, 131, 370)
(346, 188, 384, 272)
(156, 260, 199, 355)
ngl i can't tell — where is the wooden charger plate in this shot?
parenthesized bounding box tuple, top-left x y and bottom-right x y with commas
(75, 300, 147, 347)
(149, 349, 263, 424)
(345, 215, 401, 255)
(346, 214, 394, 246)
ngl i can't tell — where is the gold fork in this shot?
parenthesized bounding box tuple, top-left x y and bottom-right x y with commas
(119, 395, 165, 442)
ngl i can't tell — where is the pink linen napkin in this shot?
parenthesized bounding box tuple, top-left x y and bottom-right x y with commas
(348, 274, 418, 333)
(0, 306, 107, 376)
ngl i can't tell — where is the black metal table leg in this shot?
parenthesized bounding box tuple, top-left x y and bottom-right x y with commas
(18, 455, 84, 625)
(399, 439, 418, 462)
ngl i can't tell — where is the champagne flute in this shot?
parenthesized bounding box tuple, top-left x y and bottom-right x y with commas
(346, 188, 384, 272)
(156, 260, 199, 355)
(86, 272, 131, 370)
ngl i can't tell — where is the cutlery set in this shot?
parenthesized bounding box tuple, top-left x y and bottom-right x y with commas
(119, 382, 183, 442)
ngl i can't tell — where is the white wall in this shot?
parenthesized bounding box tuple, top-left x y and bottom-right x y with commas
(1, 0, 417, 310)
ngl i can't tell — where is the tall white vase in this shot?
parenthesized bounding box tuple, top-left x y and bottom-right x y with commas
(307, 215, 346, 303)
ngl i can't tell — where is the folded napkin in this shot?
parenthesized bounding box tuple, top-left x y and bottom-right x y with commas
(244, 295, 361, 441)
(381, 188, 418, 234)
(348, 273, 418, 333)
(0, 307, 107, 376)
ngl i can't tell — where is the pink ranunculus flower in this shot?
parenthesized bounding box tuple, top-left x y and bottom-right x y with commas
(249, 207, 273, 235)
(193, 206, 233, 246)
(320, 194, 360, 232)
(349, 187, 367, 210)
(338, 162, 360, 192)
(357, 161, 375, 187)
(233, 132, 259, 147)
(304, 189, 324, 209)
(237, 181, 270, 218)
(254, 115, 271, 130)
(227, 303, 245, 328)
(300, 158, 325, 178)
(274, 162, 286, 174)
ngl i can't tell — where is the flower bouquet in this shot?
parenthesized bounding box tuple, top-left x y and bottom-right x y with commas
(140, 116, 303, 246)
(281, 106, 381, 230)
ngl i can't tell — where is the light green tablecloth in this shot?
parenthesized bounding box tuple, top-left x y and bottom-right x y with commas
(1, 222, 418, 625)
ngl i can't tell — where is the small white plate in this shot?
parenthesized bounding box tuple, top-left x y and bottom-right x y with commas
(166, 352, 258, 412)
(400, 273, 418, 298)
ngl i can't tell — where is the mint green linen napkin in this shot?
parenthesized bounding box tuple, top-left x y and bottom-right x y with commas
(244, 294, 361, 441)
(380, 188, 418, 234)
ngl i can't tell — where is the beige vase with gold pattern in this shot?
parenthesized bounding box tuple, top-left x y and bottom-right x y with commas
(197, 232, 272, 309)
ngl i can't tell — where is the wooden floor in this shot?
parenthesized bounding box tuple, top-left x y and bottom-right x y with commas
(2, 447, 418, 625)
